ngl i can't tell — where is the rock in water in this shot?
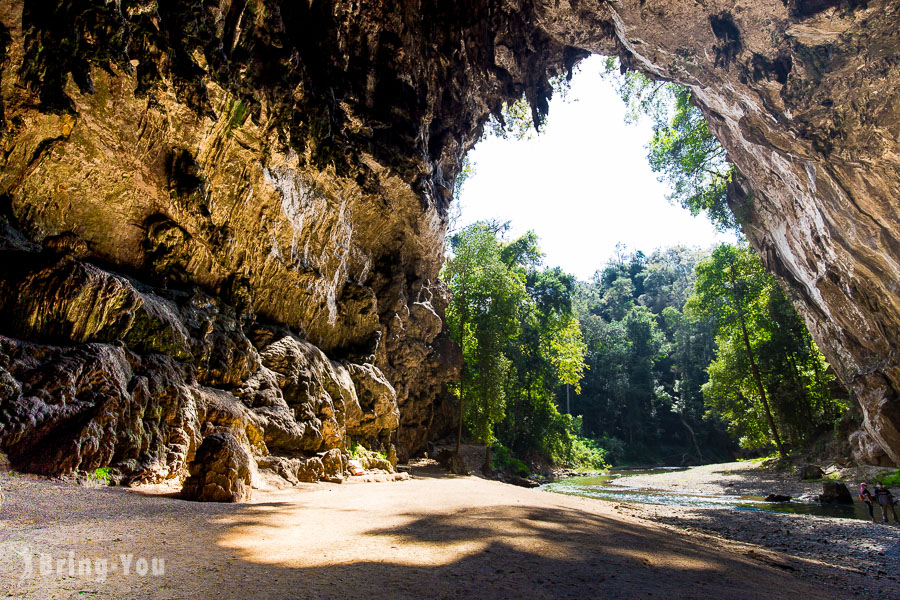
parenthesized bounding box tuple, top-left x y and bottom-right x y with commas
(181, 433, 253, 503)
(800, 465, 824, 480)
(820, 481, 853, 505)
(763, 494, 792, 502)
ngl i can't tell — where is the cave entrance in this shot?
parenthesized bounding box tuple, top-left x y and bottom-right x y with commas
(446, 54, 850, 466)
(454, 54, 736, 277)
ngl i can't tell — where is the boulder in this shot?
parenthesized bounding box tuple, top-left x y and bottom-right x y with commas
(181, 433, 253, 502)
(820, 481, 854, 505)
(763, 494, 792, 502)
(386, 444, 399, 469)
(296, 457, 326, 482)
(799, 465, 824, 480)
(256, 455, 302, 485)
(321, 448, 345, 478)
(509, 476, 540, 489)
(436, 449, 468, 475)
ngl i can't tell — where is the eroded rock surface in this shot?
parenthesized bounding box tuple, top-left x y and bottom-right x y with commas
(0, 0, 899, 469)
(181, 431, 253, 503)
(0, 233, 404, 487)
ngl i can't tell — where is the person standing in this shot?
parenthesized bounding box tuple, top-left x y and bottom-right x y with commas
(860, 482, 877, 523)
(874, 482, 898, 523)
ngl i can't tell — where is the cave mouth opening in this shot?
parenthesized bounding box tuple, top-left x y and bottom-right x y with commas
(454, 54, 736, 280)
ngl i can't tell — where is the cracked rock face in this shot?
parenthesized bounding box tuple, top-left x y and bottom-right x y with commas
(0, 0, 899, 473)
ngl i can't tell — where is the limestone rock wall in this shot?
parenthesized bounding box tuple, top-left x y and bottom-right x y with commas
(0, 0, 479, 480)
(0, 237, 402, 483)
(1, 0, 899, 473)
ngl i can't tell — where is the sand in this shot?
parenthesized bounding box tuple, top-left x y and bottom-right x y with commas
(0, 461, 887, 599)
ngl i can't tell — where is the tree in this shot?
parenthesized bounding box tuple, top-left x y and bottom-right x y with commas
(443, 222, 525, 472)
(658, 305, 718, 461)
(686, 245, 845, 456)
(444, 224, 589, 471)
(499, 263, 587, 463)
(687, 244, 785, 456)
(604, 59, 739, 233)
(572, 246, 735, 464)
(621, 305, 668, 445)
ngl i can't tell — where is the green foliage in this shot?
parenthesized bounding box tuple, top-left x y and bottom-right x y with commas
(226, 99, 249, 133)
(876, 470, 900, 487)
(487, 95, 540, 141)
(349, 442, 364, 459)
(444, 222, 528, 449)
(688, 244, 846, 453)
(443, 224, 588, 467)
(564, 436, 611, 471)
(491, 444, 530, 477)
(349, 442, 391, 472)
(88, 467, 112, 485)
(350, 442, 385, 461)
(603, 59, 739, 233)
(573, 246, 735, 464)
(595, 436, 627, 465)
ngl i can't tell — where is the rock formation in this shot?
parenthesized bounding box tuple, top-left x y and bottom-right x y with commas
(181, 431, 253, 502)
(0, 0, 899, 483)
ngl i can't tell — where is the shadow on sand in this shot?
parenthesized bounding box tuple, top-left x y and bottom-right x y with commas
(0, 472, 863, 599)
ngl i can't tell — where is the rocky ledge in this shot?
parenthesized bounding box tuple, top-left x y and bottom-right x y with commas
(0, 216, 420, 495)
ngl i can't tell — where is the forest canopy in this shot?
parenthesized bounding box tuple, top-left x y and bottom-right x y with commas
(443, 227, 848, 469)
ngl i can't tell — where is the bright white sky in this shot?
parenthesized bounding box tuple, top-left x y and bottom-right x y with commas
(455, 55, 735, 281)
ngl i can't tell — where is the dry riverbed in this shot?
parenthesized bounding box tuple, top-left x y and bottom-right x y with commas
(0, 460, 896, 599)
(603, 461, 900, 595)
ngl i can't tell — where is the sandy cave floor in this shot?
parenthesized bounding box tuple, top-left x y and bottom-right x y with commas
(0, 462, 897, 599)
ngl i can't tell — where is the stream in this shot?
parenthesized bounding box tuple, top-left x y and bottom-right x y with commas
(542, 468, 876, 521)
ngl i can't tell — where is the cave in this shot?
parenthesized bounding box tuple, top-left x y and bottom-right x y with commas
(0, 0, 899, 486)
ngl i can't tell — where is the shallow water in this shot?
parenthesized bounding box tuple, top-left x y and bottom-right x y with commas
(542, 469, 881, 521)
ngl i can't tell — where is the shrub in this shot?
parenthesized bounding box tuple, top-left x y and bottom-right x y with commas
(563, 436, 611, 471)
(88, 467, 112, 486)
(350, 442, 385, 461)
(594, 436, 625, 465)
(491, 444, 530, 477)
(876, 469, 900, 487)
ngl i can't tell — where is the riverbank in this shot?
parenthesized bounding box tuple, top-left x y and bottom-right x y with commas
(0, 463, 874, 599)
(608, 460, 831, 496)
(602, 461, 900, 593)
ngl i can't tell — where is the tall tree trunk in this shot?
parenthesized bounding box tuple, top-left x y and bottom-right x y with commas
(456, 288, 465, 456)
(737, 312, 785, 457)
(679, 412, 703, 461)
(787, 350, 815, 430)
(507, 371, 518, 450)
(482, 444, 492, 476)
(727, 260, 785, 457)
